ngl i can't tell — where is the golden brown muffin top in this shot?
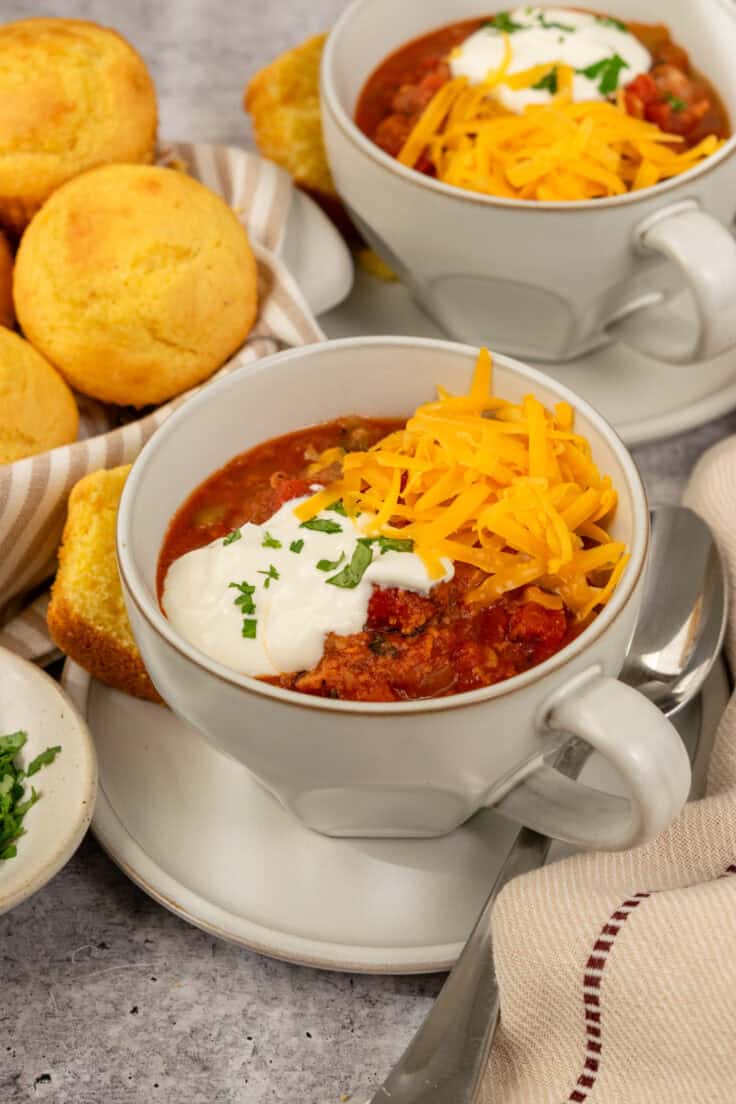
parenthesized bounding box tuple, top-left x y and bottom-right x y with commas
(13, 163, 258, 407)
(0, 18, 157, 211)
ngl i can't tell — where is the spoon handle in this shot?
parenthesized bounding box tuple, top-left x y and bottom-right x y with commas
(368, 739, 591, 1104)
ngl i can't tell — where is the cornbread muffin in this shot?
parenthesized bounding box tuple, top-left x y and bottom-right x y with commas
(14, 164, 259, 406)
(48, 465, 160, 702)
(245, 34, 338, 204)
(0, 18, 157, 233)
(0, 326, 78, 463)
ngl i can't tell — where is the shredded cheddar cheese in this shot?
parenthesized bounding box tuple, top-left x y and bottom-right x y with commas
(294, 349, 629, 618)
(396, 67, 724, 201)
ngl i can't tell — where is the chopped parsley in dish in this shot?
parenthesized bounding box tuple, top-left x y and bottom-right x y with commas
(0, 732, 61, 861)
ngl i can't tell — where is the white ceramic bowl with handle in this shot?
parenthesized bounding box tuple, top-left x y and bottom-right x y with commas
(321, 0, 736, 364)
(117, 337, 691, 849)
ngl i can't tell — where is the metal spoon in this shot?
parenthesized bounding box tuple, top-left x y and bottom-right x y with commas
(618, 505, 728, 716)
(367, 504, 728, 1104)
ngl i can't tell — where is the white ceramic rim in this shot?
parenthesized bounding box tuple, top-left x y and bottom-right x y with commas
(0, 648, 97, 915)
(321, 0, 736, 212)
(118, 335, 649, 716)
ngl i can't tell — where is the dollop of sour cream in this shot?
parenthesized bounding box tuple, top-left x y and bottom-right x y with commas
(450, 7, 651, 113)
(162, 495, 454, 678)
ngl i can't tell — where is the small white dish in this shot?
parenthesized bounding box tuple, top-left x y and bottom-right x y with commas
(0, 647, 97, 916)
(62, 657, 726, 974)
(320, 270, 736, 446)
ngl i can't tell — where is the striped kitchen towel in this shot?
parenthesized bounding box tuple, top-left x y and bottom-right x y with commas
(483, 438, 736, 1103)
(0, 142, 324, 654)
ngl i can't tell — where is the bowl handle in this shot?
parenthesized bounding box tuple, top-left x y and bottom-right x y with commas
(493, 671, 691, 850)
(606, 202, 736, 364)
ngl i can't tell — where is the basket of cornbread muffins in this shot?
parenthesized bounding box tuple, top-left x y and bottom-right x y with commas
(0, 17, 322, 700)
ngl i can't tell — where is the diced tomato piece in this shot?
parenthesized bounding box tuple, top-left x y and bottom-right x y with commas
(366, 587, 436, 634)
(644, 99, 678, 133)
(373, 113, 414, 157)
(624, 73, 658, 118)
(508, 602, 567, 648)
(624, 66, 719, 146)
(476, 603, 511, 646)
(626, 73, 659, 105)
(270, 475, 311, 505)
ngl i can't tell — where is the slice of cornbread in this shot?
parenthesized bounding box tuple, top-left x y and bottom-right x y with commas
(245, 34, 336, 201)
(48, 465, 161, 702)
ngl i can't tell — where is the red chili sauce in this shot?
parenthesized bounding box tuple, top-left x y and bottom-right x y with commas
(356, 17, 729, 169)
(158, 418, 589, 703)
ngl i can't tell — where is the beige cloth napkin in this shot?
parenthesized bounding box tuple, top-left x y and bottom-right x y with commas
(0, 141, 323, 659)
(483, 438, 736, 1103)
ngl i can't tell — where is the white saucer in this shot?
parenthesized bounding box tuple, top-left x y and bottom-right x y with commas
(62, 657, 727, 974)
(0, 648, 97, 916)
(320, 269, 736, 446)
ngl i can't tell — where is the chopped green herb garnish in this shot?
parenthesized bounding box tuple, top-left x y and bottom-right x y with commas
(537, 14, 574, 31)
(27, 746, 62, 777)
(258, 564, 280, 588)
(0, 731, 25, 757)
(289, 539, 305, 554)
(375, 536, 414, 555)
(578, 53, 629, 96)
(300, 518, 343, 535)
(485, 12, 524, 33)
(326, 540, 374, 589)
(229, 580, 256, 615)
(317, 553, 346, 572)
(327, 500, 347, 516)
(262, 531, 282, 549)
(532, 66, 558, 93)
(0, 731, 61, 862)
(241, 619, 258, 639)
(595, 14, 627, 32)
(665, 92, 686, 112)
(223, 528, 241, 546)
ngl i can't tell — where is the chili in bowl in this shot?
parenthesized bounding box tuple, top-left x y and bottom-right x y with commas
(157, 349, 626, 703)
(117, 337, 690, 849)
(320, 0, 736, 364)
(357, 10, 729, 201)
